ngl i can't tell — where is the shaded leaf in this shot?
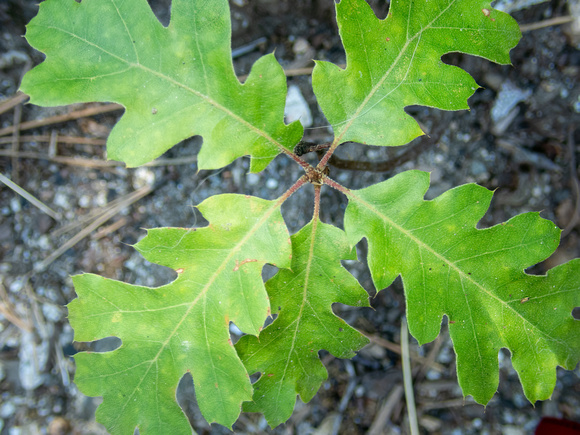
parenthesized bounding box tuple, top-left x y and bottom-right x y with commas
(21, 0, 302, 170)
(312, 0, 521, 146)
(344, 170, 580, 404)
(236, 220, 370, 427)
(69, 194, 291, 432)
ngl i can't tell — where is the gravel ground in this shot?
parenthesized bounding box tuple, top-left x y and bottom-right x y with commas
(1, 0, 579, 434)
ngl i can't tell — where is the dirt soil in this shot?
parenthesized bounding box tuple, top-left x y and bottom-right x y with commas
(1, 0, 579, 434)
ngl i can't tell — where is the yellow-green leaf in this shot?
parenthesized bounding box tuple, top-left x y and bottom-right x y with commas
(313, 0, 521, 146)
(344, 170, 580, 404)
(69, 195, 291, 432)
(236, 220, 370, 427)
(21, 0, 302, 170)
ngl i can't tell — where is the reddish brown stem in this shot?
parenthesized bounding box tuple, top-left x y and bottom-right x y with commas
(316, 139, 340, 169)
(275, 174, 309, 208)
(313, 185, 322, 220)
(280, 147, 312, 171)
(322, 175, 350, 197)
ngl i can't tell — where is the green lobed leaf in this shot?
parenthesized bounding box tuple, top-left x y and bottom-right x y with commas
(236, 220, 370, 427)
(312, 0, 521, 146)
(69, 194, 291, 433)
(21, 0, 302, 170)
(344, 170, 580, 404)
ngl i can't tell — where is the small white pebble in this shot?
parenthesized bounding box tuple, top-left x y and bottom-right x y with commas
(42, 304, 62, 322)
(266, 178, 278, 189)
(79, 195, 91, 208)
(246, 173, 260, 186)
(132, 167, 155, 189)
(53, 192, 69, 209)
(10, 198, 21, 213)
(229, 323, 242, 336)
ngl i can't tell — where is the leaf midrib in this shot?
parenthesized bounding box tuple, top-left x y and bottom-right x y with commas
(273, 221, 318, 416)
